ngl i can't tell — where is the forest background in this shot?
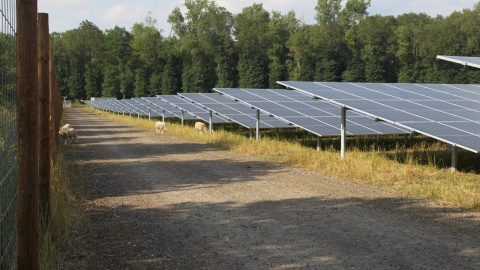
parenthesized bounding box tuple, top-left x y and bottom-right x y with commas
(48, 0, 480, 101)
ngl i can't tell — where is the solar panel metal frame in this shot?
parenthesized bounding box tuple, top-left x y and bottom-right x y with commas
(131, 98, 177, 118)
(107, 100, 134, 114)
(214, 88, 410, 137)
(157, 95, 230, 123)
(123, 99, 152, 116)
(437, 55, 480, 69)
(141, 97, 197, 120)
(178, 92, 292, 129)
(278, 81, 480, 153)
(117, 100, 149, 116)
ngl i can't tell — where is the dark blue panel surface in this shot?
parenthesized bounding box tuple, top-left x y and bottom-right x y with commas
(278, 81, 480, 152)
(216, 87, 410, 137)
(179, 93, 291, 128)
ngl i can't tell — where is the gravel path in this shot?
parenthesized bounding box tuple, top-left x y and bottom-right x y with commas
(63, 108, 480, 269)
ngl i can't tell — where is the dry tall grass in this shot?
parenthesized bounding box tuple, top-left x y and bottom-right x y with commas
(81, 107, 480, 211)
(40, 135, 87, 269)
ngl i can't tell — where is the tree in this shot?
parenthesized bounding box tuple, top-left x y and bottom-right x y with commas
(78, 21, 106, 99)
(105, 26, 133, 98)
(356, 15, 398, 82)
(395, 13, 433, 83)
(341, 0, 371, 82)
(131, 15, 165, 96)
(102, 65, 121, 98)
(168, 0, 234, 92)
(286, 24, 316, 81)
(161, 38, 183, 95)
(267, 11, 298, 88)
(52, 20, 106, 100)
(235, 3, 270, 88)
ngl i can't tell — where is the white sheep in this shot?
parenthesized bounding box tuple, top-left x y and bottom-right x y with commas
(195, 121, 208, 135)
(155, 121, 168, 134)
(59, 125, 77, 145)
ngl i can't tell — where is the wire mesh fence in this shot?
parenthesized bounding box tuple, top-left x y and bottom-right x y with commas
(0, 0, 16, 269)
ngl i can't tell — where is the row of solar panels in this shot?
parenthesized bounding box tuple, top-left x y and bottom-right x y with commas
(279, 81, 480, 153)
(85, 81, 480, 154)
(84, 91, 410, 137)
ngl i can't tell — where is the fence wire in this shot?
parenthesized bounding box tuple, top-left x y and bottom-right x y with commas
(0, 0, 16, 269)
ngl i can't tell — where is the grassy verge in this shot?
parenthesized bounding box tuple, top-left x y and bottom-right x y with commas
(40, 135, 89, 269)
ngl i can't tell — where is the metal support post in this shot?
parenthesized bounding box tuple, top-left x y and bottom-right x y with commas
(181, 110, 185, 126)
(341, 106, 347, 159)
(451, 145, 457, 172)
(256, 109, 260, 141)
(209, 110, 213, 134)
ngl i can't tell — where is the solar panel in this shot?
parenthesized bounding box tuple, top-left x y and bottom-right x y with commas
(105, 100, 137, 114)
(157, 95, 230, 123)
(131, 98, 174, 118)
(437, 55, 480, 69)
(123, 99, 156, 116)
(178, 93, 292, 129)
(278, 81, 480, 153)
(214, 88, 409, 137)
(84, 100, 111, 111)
(140, 97, 195, 119)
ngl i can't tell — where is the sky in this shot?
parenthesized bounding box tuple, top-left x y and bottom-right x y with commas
(37, 0, 479, 33)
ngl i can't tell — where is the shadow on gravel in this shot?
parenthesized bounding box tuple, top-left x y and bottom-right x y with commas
(63, 108, 480, 269)
(85, 196, 480, 269)
(71, 155, 283, 199)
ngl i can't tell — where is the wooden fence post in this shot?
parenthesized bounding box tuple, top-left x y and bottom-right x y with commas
(38, 12, 50, 222)
(17, 0, 39, 269)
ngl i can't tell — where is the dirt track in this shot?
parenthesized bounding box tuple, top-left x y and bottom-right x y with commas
(63, 107, 480, 269)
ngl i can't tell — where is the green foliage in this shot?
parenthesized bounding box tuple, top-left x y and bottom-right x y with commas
(101, 65, 121, 98)
(134, 68, 148, 97)
(235, 3, 271, 88)
(104, 26, 133, 98)
(168, 0, 235, 92)
(51, 1, 480, 99)
(267, 11, 297, 88)
(286, 25, 316, 81)
(0, 33, 16, 105)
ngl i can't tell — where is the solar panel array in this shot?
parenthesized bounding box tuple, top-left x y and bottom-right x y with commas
(214, 88, 409, 137)
(437, 55, 480, 69)
(279, 81, 480, 153)
(179, 93, 292, 129)
(158, 95, 230, 123)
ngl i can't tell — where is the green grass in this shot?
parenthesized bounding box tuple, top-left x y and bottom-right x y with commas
(79, 106, 480, 211)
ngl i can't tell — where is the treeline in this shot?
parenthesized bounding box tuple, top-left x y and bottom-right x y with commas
(51, 0, 480, 100)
